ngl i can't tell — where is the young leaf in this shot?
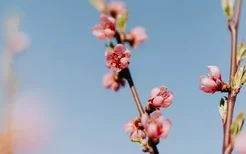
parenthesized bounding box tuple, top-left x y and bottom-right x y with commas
(219, 97, 227, 124)
(231, 112, 245, 137)
(235, 112, 245, 131)
(107, 45, 114, 51)
(231, 66, 245, 88)
(131, 137, 142, 143)
(231, 123, 239, 137)
(222, 0, 234, 20)
(90, 0, 106, 12)
(237, 42, 246, 65)
(116, 13, 128, 33)
(241, 68, 246, 85)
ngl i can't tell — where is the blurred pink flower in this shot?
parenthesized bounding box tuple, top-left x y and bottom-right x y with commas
(103, 72, 125, 91)
(92, 14, 116, 40)
(141, 111, 171, 140)
(105, 44, 131, 70)
(107, 1, 127, 17)
(11, 90, 55, 152)
(235, 131, 246, 154)
(129, 27, 147, 48)
(124, 118, 146, 141)
(199, 65, 223, 93)
(7, 32, 30, 53)
(148, 86, 173, 109)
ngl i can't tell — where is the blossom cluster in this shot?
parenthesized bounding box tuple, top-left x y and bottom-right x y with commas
(198, 0, 246, 151)
(91, 0, 148, 90)
(124, 86, 173, 143)
(90, 0, 173, 152)
(199, 65, 246, 152)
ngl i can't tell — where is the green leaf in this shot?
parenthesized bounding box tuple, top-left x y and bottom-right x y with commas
(231, 123, 238, 136)
(219, 97, 227, 124)
(231, 112, 245, 137)
(237, 42, 246, 65)
(235, 112, 244, 131)
(131, 137, 142, 143)
(89, 0, 106, 12)
(231, 65, 245, 88)
(116, 13, 128, 33)
(107, 45, 114, 51)
(241, 68, 246, 84)
(224, 5, 233, 19)
(222, 0, 234, 20)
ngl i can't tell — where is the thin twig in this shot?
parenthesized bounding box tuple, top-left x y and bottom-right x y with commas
(222, 0, 243, 153)
(2, 50, 15, 154)
(116, 30, 159, 154)
(119, 68, 159, 154)
(119, 68, 144, 115)
(224, 143, 233, 154)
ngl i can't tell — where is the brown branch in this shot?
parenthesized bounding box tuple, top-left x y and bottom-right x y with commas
(115, 30, 159, 154)
(2, 50, 15, 154)
(119, 68, 144, 115)
(224, 142, 234, 154)
(116, 31, 145, 116)
(234, 0, 243, 27)
(222, 0, 243, 153)
(119, 68, 159, 154)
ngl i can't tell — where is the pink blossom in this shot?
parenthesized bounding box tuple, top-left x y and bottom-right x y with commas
(235, 131, 246, 154)
(7, 32, 30, 53)
(141, 111, 171, 140)
(124, 118, 146, 141)
(105, 44, 131, 70)
(107, 1, 127, 17)
(148, 86, 173, 109)
(129, 27, 147, 48)
(199, 77, 221, 93)
(103, 72, 125, 91)
(207, 65, 221, 79)
(199, 65, 223, 93)
(92, 14, 116, 40)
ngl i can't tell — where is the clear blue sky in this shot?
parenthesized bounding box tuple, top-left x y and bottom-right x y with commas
(0, 0, 246, 154)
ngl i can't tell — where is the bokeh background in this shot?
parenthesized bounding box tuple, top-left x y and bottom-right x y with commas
(0, 0, 246, 154)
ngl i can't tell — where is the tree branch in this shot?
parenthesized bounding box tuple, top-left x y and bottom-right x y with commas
(119, 68, 144, 115)
(222, 0, 242, 153)
(116, 31, 159, 154)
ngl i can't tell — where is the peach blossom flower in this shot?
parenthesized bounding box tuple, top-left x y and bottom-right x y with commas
(141, 111, 171, 140)
(124, 118, 146, 141)
(105, 44, 131, 70)
(208, 65, 221, 79)
(7, 32, 30, 53)
(148, 86, 173, 109)
(103, 72, 125, 91)
(129, 27, 147, 48)
(107, 1, 127, 17)
(235, 131, 246, 154)
(199, 65, 223, 93)
(92, 14, 116, 40)
(12, 90, 55, 152)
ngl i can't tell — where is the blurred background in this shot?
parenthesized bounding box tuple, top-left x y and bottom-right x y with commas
(0, 0, 246, 154)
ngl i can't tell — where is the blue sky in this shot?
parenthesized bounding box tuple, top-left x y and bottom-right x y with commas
(0, 0, 246, 154)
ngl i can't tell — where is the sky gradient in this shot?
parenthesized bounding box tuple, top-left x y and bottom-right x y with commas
(0, 0, 246, 154)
